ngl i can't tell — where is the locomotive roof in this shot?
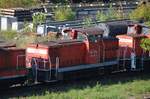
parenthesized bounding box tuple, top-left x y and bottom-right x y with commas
(41, 39, 83, 45)
(75, 27, 104, 36)
(28, 39, 84, 48)
(117, 34, 147, 39)
(0, 41, 16, 48)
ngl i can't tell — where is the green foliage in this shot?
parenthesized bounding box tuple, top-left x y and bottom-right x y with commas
(53, 6, 75, 21)
(16, 33, 57, 48)
(34, 34, 57, 43)
(96, 11, 108, 21)
(82, 17, 93, 27)
(32, 12, 46, 25)
(16, 35, 36, 48)
(0, 30, 57, 48)
(141, 38, 150, 51)
(144, 21, 150, 27)
(107, 4, 118, 20)
(0, 0, 38, 8)
(18, 76, 150, 99)
(96, 4, 124, 22)
(23, 22, 33, 33)
(129, 2, 150, 40)
(0, 30, 17, 40)
(129, 4, 150, 21)
(32, 12, 46, 32)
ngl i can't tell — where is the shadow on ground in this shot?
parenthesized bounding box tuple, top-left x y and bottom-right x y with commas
(0, 71, 150, 98)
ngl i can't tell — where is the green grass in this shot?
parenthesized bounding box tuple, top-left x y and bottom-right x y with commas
(2, 73, 150, 99)
(28, 80, 150, 99)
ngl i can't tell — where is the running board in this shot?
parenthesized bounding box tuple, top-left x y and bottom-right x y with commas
(44, 80, 58, 83)
(58, 61, 118, 73)
(0, 75, 26, 80)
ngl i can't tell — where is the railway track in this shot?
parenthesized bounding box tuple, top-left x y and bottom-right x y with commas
(44, 1, 138, 19)
(0, 70, 150, 98)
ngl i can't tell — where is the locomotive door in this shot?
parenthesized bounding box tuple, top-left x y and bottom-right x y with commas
(85, 35, 100, 64)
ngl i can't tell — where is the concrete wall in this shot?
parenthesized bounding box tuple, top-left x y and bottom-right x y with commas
(0, 16, 24, 31)
(1, 17, 8, 30)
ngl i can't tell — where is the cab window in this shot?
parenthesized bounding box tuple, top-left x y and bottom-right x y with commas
(88, 35, 97, 42)
(77, 32, 87, 41)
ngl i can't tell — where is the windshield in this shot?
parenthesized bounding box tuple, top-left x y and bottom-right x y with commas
(127, 26, 135, 34)
(88, 34, 102, 42)
(77, 32, 87, 41)
(142, 27, 150, 34)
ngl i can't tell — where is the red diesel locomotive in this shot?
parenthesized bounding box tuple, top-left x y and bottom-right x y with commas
(0, 24, 150, 86)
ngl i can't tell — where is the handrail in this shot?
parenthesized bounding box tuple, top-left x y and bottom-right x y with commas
(101, 39, 105, 62)
(48, 56, 52, 80)
(55, 57, 60, 80)
(123, 46, 128, 70)
(117, 48, 121, 70)
(31, 58, 38, 83)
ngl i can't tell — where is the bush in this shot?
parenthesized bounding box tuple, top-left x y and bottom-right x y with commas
(23, 22, 33, 33)
(0, 30, 57, 48)
(16, 34, 57, 48)
(96, 4, 124, 22)
(96, 11, 108, 21)
(16, 35, 36, 48)
(32, 12, 46, 32)
(107, 4, 119, 20)
(83, 17, 93, 27)
(144, 21, 150, 27)
(129, 4, 150, 21)
(53, 6, 75, 21)
(141, 38, 150, 51)
(0, 30, 17, 40)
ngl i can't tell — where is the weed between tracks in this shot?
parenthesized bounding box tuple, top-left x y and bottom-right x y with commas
(1, 73, 150, 99)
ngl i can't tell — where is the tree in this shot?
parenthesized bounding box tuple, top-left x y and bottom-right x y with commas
(32, 12, 46, 32)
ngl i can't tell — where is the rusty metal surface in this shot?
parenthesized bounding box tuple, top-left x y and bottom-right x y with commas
(117, 34, 148, 57)
(75, 27, 104, 35)
(32, 40, 84, 48)
(0, 41, 16, 48)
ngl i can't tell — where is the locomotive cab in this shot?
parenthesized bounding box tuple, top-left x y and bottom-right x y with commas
(63, 27, 104, 42)
(62, 27, 118, 67)
(127, 24, 142, 35)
